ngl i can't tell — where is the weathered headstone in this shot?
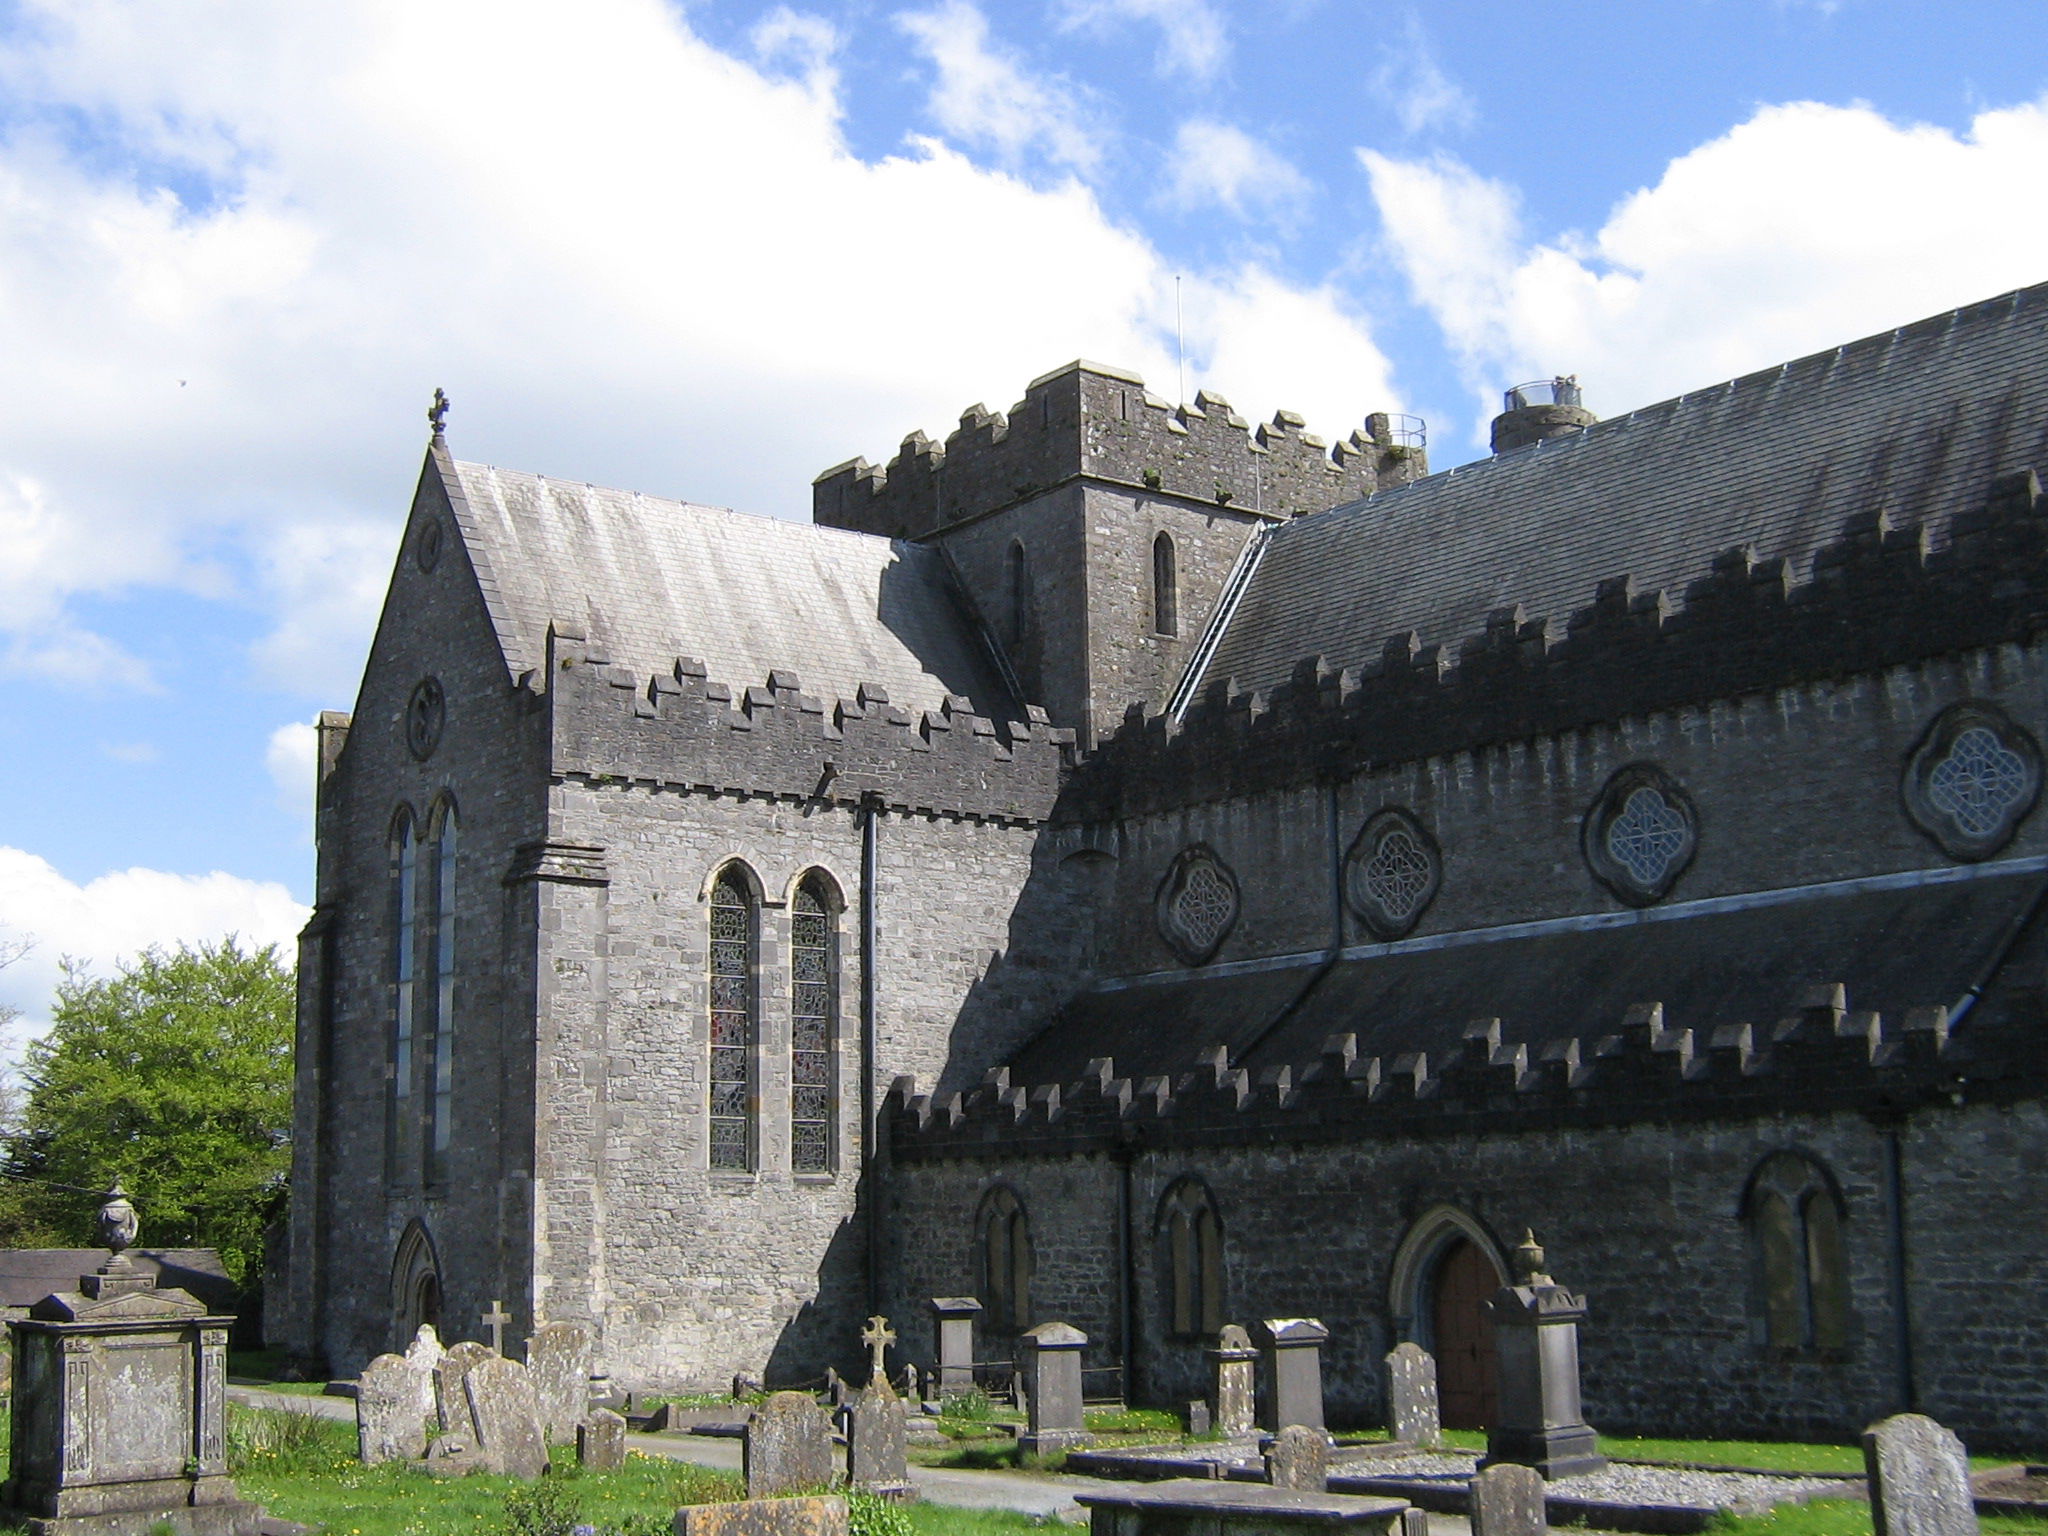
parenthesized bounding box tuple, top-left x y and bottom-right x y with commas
(675, 1494, 850, 1536)
(1264, 1424, 1330, 1491)
(466, 1355, 550, 1479)
(527, 1321, 593, 1442)
(1864, 1413, 1979, 1536)
(356, 1352, 428, 1465)
(1481, 1233, 1605, 1480)
(1385, 1342, 1442, 1448)
(1187, 1400, 1212, 1437)
(898, 1363, 921, 1402)
(1210, 1323, 1258, 1440)
(406, 1324, 447, 1421)
(745, 1391, 836, 1496)
(1471, 1463, 1548, 1536)
(1017, 1320, 1090, 1457)
(825, 1366, 851, 1410)
(579, 1407, 628, 1472)
(929, 1296, 982, 1395)
(1257, 1317, 1329, 1434)
(435, 1340, 495, 1436)
(849, 1377, 913, 1497)
(733, 1371, 765, 1400)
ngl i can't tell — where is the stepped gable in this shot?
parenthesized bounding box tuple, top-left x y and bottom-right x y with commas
(1072, 458, 2048, 819)
(813, 361, 1424, 538)
(436, 448, 1016, 721)
(545, 634, 1071, 823)
(1190, 281, 2048, 706)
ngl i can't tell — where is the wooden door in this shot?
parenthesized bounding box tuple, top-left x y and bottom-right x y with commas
(1432, 1238, 1498, 1429)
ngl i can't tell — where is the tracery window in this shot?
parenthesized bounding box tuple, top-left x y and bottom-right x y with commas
(1152, 532, 1179, 637)
(1346, 808, 1442, 940)
(387, 809, 418, 1178)
(1159, 1179, 1224, 1337)
(1155, 845, 1240, 966)
(1581, 763, 1698, 906)
(978, 1186, 1034, 1335)
(709, 869, 758, 1172)
(423, 802, 457, 1184)
(790, 874, 838, 1174)
(1745, 1152, 1849, 1354)
(1903, 702, 2043, 860)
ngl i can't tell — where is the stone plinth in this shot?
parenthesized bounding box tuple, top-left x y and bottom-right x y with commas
(928, 1297, 982, 1396)
(1017, 1320, 1090, 1458)
(1077, 1479, 1411, 1536)
(1257, 1318, 1329, 1434)
(1, 1259, 263, 1536)
(1210, 1325, 1257, 1440)
(1480, 1235, 1604, 1481)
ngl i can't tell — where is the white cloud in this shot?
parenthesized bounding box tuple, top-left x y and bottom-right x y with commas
(1369, 16, 1476, 137)
(1362, 96, 2048, 443)
(1054, 0, 1228, 82)
(894, 0, 1102, 172)
(1161, 120, 1311, 220)
(0, 848, 308, 1067)
(266, 720, 318, 833)
(750, 6, 842, 109)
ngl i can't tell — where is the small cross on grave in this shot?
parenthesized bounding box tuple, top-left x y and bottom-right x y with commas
(861, 1315, 896, 1385)
(483, 1299, 512, 1356)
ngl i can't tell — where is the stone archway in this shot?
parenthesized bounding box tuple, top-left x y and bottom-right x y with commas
(391, 1221, 442, 1350)
(1387, 1206, 1508, 1430)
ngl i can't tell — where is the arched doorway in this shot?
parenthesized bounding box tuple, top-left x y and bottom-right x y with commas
(1431, 1238, 1498, 1429)
(391, 1220, 443, 1349)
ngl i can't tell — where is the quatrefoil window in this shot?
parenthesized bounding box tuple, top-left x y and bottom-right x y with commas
(1156, 845, 1240, 966)
(406, 677, 446, 761)
(1346, 808, 1441, 940)
(1583, 764, 1697, 906)
(1903, 703, 2041, 860)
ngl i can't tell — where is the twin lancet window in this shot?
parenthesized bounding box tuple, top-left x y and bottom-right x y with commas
(388, 802, 457, 1185)
(708, 868, 839, 1175)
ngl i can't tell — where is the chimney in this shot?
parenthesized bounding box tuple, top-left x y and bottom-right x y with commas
(1491, 377, 1596, 455)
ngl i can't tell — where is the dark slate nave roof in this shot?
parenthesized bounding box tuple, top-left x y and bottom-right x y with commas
(1193, 281, 2048, 700)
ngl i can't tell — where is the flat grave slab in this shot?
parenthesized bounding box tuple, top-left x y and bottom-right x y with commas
(1077, 1478, 1410, 1536)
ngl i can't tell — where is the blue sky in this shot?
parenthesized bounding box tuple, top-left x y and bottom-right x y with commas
(0, 0, 2045, 1048)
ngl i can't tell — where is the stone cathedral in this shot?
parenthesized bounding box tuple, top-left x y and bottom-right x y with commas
(284, 281, 2048, 1447)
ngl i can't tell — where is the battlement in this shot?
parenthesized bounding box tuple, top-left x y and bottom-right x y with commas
(813, 362, 1427, 538)
(540, 626, 1072, 823)
(1064, 467, 2048, 820)
(887, 982, 2040, 1160)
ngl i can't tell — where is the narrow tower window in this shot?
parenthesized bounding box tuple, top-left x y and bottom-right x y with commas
(978, 1186, 1033, 1335)
(709, 869, 758, 1172)
(1006, 540, 1030, 646)
(790, 874, 837, 1173)
(387, 810, 418, 1179)
(1153, 532, 1178, 637)
(424, 803, 457, 1184)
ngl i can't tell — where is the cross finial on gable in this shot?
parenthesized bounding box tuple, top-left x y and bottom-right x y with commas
(861, 1314, 896, 1385)
(483, 1298, 512, 1355)
(429, 387, 451, 436)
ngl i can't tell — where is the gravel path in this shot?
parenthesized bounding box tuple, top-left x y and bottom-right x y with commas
(1339, 1448, 1851, 1513)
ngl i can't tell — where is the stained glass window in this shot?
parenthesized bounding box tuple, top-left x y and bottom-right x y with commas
(424, 805, 457, 1184)
(709, 871, 756, 1171)
(1748, 1152, 1849, 1354)
(791, 877, 835, 1173)
(1928, 726, 2031, 837)
(388, 811, 418, 1178)
(1605, 787, 1690, 887)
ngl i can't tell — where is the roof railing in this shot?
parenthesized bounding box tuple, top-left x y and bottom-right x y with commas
(1504, 377, 1583, 412)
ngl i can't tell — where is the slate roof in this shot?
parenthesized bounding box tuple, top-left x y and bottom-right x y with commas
(1002, 863, 2048, 1087)
(441, 455, 1016, 720)
(1194, 281, 2048, 701)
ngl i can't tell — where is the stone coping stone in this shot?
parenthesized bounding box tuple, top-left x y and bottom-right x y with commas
(1078, 1479, 1410, 1525)
(1066, 1441, 1420, 1482)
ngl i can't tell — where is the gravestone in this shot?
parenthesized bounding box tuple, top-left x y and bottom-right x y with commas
(1471, 1463, 1548, 1536)
(357, 1352, 428, 1465)
(1864, 1413, 1978, 1536)
(849, 1379, 913, 1497)
(406, 1324, 447, 1420)
(1481, 1234, 1604, 1480)
(579, 1407, 627, 1472)
(675, 1494, 850, 1536)
(1265, 1424, 1330, 1491)
(527, 1321, 593, 1442)
(1187, 1400, 1212, 1437)
(1257, 1318, 1329, 1434)
(1385, 1343, 1441, 1448)
(1210, 1324, 1258, 1439)
(929, 1297, 982, 1395)
(898, 1364, 921, 1402)
(825, 1366, 851, 1410)
(466, 1355, 550, 1479)
(1017, 1320, 1090, 1458)
(746, 1391, 836, 1496)
(436, 1340, 495, 1436)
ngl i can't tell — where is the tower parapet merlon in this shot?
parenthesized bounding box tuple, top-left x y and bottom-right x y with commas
(814, 361, 1427, 538)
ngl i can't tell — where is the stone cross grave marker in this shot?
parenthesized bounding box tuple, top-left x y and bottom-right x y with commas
(406, 1324, 446, 1421)
(1386, 1342, 1442, 1448)
(357, 1353, 428, 1465)
(578, 1408, 627, 1472)
(850, 1372, 912, 1496)
(1209, 1323, 1257, 1439)
(1017, 1320, 1089, 1457)
(862, 1314, 896, 1384)
(1471, 1463, 1548, 1536)
(466, 1355, 550, 1479)
(1264, 1424, 1330, 1491)
(1864, 1413, 1979, 1536)
(1257, 1317, 1329, 1434)
(435, 1340, 496, 1438)
(746, 1391, 837, 1497)
(527, 1321, 592, 1443)
(482, 1299, 513, 1355)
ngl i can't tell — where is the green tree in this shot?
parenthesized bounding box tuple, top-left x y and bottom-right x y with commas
(8, 938, 294, 1286)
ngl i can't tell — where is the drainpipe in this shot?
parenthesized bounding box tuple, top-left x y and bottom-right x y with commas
(1879, 1117, 1917, 1410)
(861, 794, 882, 1319)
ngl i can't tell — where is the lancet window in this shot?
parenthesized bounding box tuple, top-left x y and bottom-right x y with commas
(978, 1186, 1033, 1335)
(387, 809, 418, 1178)
(1746, 1152, 1849, 1354)
(1153, 532, 1179, 637)
(790, 874, 837, 1174)
(1160, 1179, 1224, 1337)
(424, 802, 458, 1184)
(709, 869, 759, 1172)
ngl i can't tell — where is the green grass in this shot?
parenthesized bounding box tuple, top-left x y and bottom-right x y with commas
(1082, 1408, 1179, 1435)
(228, 1347, 335, 1395)
(1434, 1426, 2033, 1475)
(905, 1505, 1070, 1535)
(1717, 1499, 2048, 1536)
